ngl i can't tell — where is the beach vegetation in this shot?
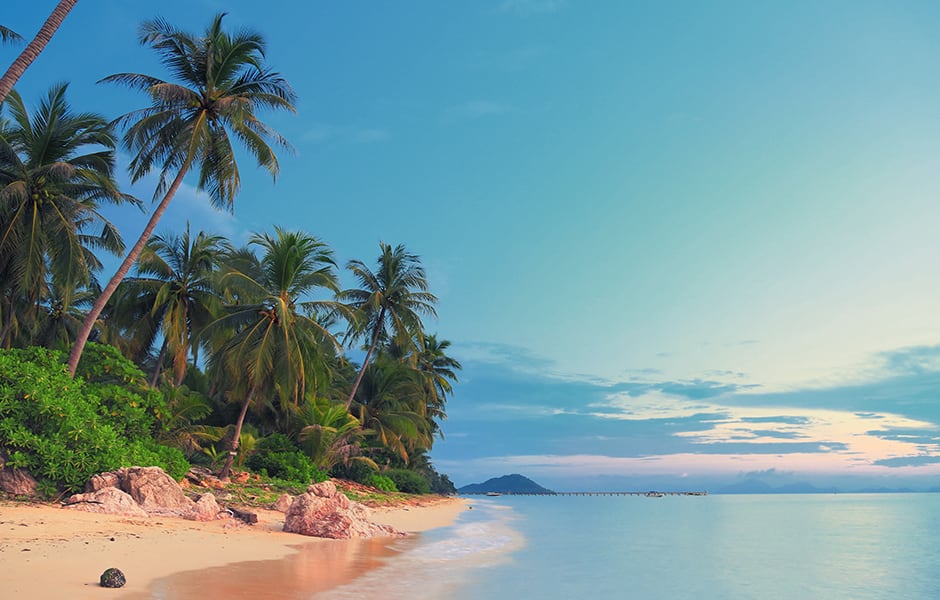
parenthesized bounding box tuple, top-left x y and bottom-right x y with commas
(385, 468, 431, 495)
(340, 242, 438, 409)
(246, 433, 325, 484)
(0, 83, 133, 348)
(67, 12, 297, 378)
(205, 228, 343, 480)
(366, 473, 397, 492)
(0, 345, 188, 494)
(0, 11, 459, 498)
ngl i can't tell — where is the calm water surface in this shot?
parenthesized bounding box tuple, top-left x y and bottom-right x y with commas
(320, 493, 940, 599)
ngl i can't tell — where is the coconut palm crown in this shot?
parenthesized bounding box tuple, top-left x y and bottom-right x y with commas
(0, 83, 132, 345)
(67, 12, 296, 376)
(339, 242, 438, 409)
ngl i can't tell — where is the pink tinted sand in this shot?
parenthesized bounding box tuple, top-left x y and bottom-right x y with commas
(0, 497, 468, 599)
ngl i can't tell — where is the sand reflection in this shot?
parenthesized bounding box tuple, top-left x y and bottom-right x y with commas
(131, 535, 421, 599)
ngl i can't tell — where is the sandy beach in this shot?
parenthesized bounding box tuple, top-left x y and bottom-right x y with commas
(0, 496, 468, 599)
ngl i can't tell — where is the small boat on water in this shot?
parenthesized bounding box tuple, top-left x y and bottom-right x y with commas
(486, 491, 502, 497)
(645, 491, 665, 498)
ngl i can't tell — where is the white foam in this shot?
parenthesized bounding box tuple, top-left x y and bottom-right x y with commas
(314, 501, 523, 599)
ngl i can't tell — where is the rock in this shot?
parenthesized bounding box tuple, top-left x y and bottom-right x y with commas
(273, 493, 293, 513)
(307, 480, 337, 497)
(0, 467, 38, 497)
(284, 482, 404, 539)
(185, 493, 223, 522)
(84, 471, 121, 493)
(87, 467, 195, 516)
(99, 568, 126, 588)
(63, 487, 148, 518)
(121, 467, 195, 515)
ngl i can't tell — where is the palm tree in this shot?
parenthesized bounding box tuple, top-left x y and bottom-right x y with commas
(0, 0, 79, 105)
(0, 83, 131, 343)
(414, 333, 461, 431)
(206, 228, 343, 480)
(31, 279, 97, 349)
(297, 396, 376, 473)
(116, 224, 230, 386)
(351, 359, 432, 464)
(67, 12, 296, 377)
(339, 243, 438, 409)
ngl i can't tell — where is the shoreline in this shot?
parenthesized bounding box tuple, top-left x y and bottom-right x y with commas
(0, 496, 468, 599)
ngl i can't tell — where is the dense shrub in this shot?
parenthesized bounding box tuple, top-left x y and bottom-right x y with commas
(366, 473, 398, 492)
(329, 459, 376, 484)
(385, 468, 431, 494)
(128, 439, 190, 481)
(75, 343, 167, 438)
(421, 468, 457, 495)
(247, 434, 322, 484)
(0, 347, 189, 493)
(255, 432, 299, 454)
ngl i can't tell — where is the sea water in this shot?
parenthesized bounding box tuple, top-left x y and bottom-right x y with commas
(317, 493, 940, 599)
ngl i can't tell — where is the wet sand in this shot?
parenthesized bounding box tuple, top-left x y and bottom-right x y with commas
(0, 497, 467, 599)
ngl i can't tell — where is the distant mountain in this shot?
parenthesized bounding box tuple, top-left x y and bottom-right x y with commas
(459, 474, 555, 495)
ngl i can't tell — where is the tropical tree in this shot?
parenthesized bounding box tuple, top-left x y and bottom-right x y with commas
(30, 279, 97, 349)
(297, 396, 376, 473)
(116, 224, 230, 386)
(0, 0, 79, 105)
(0, 83, 131, 345)
(339, 243, 438, 409)
(206, 228, 343, 480)
(68, 12, 296, 377)
(414, 333, 461, 432)
(351, 358, 433, 464)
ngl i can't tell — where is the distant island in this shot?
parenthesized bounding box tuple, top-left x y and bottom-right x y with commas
(458, 474, 555, 495)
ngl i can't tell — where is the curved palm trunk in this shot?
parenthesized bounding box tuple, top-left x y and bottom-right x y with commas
(218, 390, 254, 481)
(345, 307, 385, 410)
(172, 304, 189, 386)
(67, 164, 192, 377)
(149, 336, 169, 387)
(0, 0, 79, 105)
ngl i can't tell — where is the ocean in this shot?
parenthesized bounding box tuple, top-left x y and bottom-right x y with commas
(319, 493, 940, 599)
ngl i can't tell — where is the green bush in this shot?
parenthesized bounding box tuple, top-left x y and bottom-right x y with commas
(385, 468, 431, 494)
(77, 343, 167, 438)
(0, 347, 189, 492)
(128, 439, 190, 481)
(255, 432, 300, 454)
(248, 433, 320, 484)
(366, 473, 398, 492)
(330, 459, 376, 484)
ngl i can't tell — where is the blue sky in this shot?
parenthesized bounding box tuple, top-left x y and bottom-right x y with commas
(6, 0, 940, 490)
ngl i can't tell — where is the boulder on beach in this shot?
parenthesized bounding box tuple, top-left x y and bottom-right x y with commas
(185, 492, 226, 522)
(63, 487, 149, 518)
(84, 467, 195, 516)
(273, 493, 293, 513)
(0, 450, 38, 497)
(283, 481, 405, 539)
(0, 466, 38, 497)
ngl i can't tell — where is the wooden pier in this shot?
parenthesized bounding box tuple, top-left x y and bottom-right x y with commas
(461, 491, 708, 497)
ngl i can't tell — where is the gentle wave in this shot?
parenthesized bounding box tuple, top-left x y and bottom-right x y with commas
(314, 499, 523, 599)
